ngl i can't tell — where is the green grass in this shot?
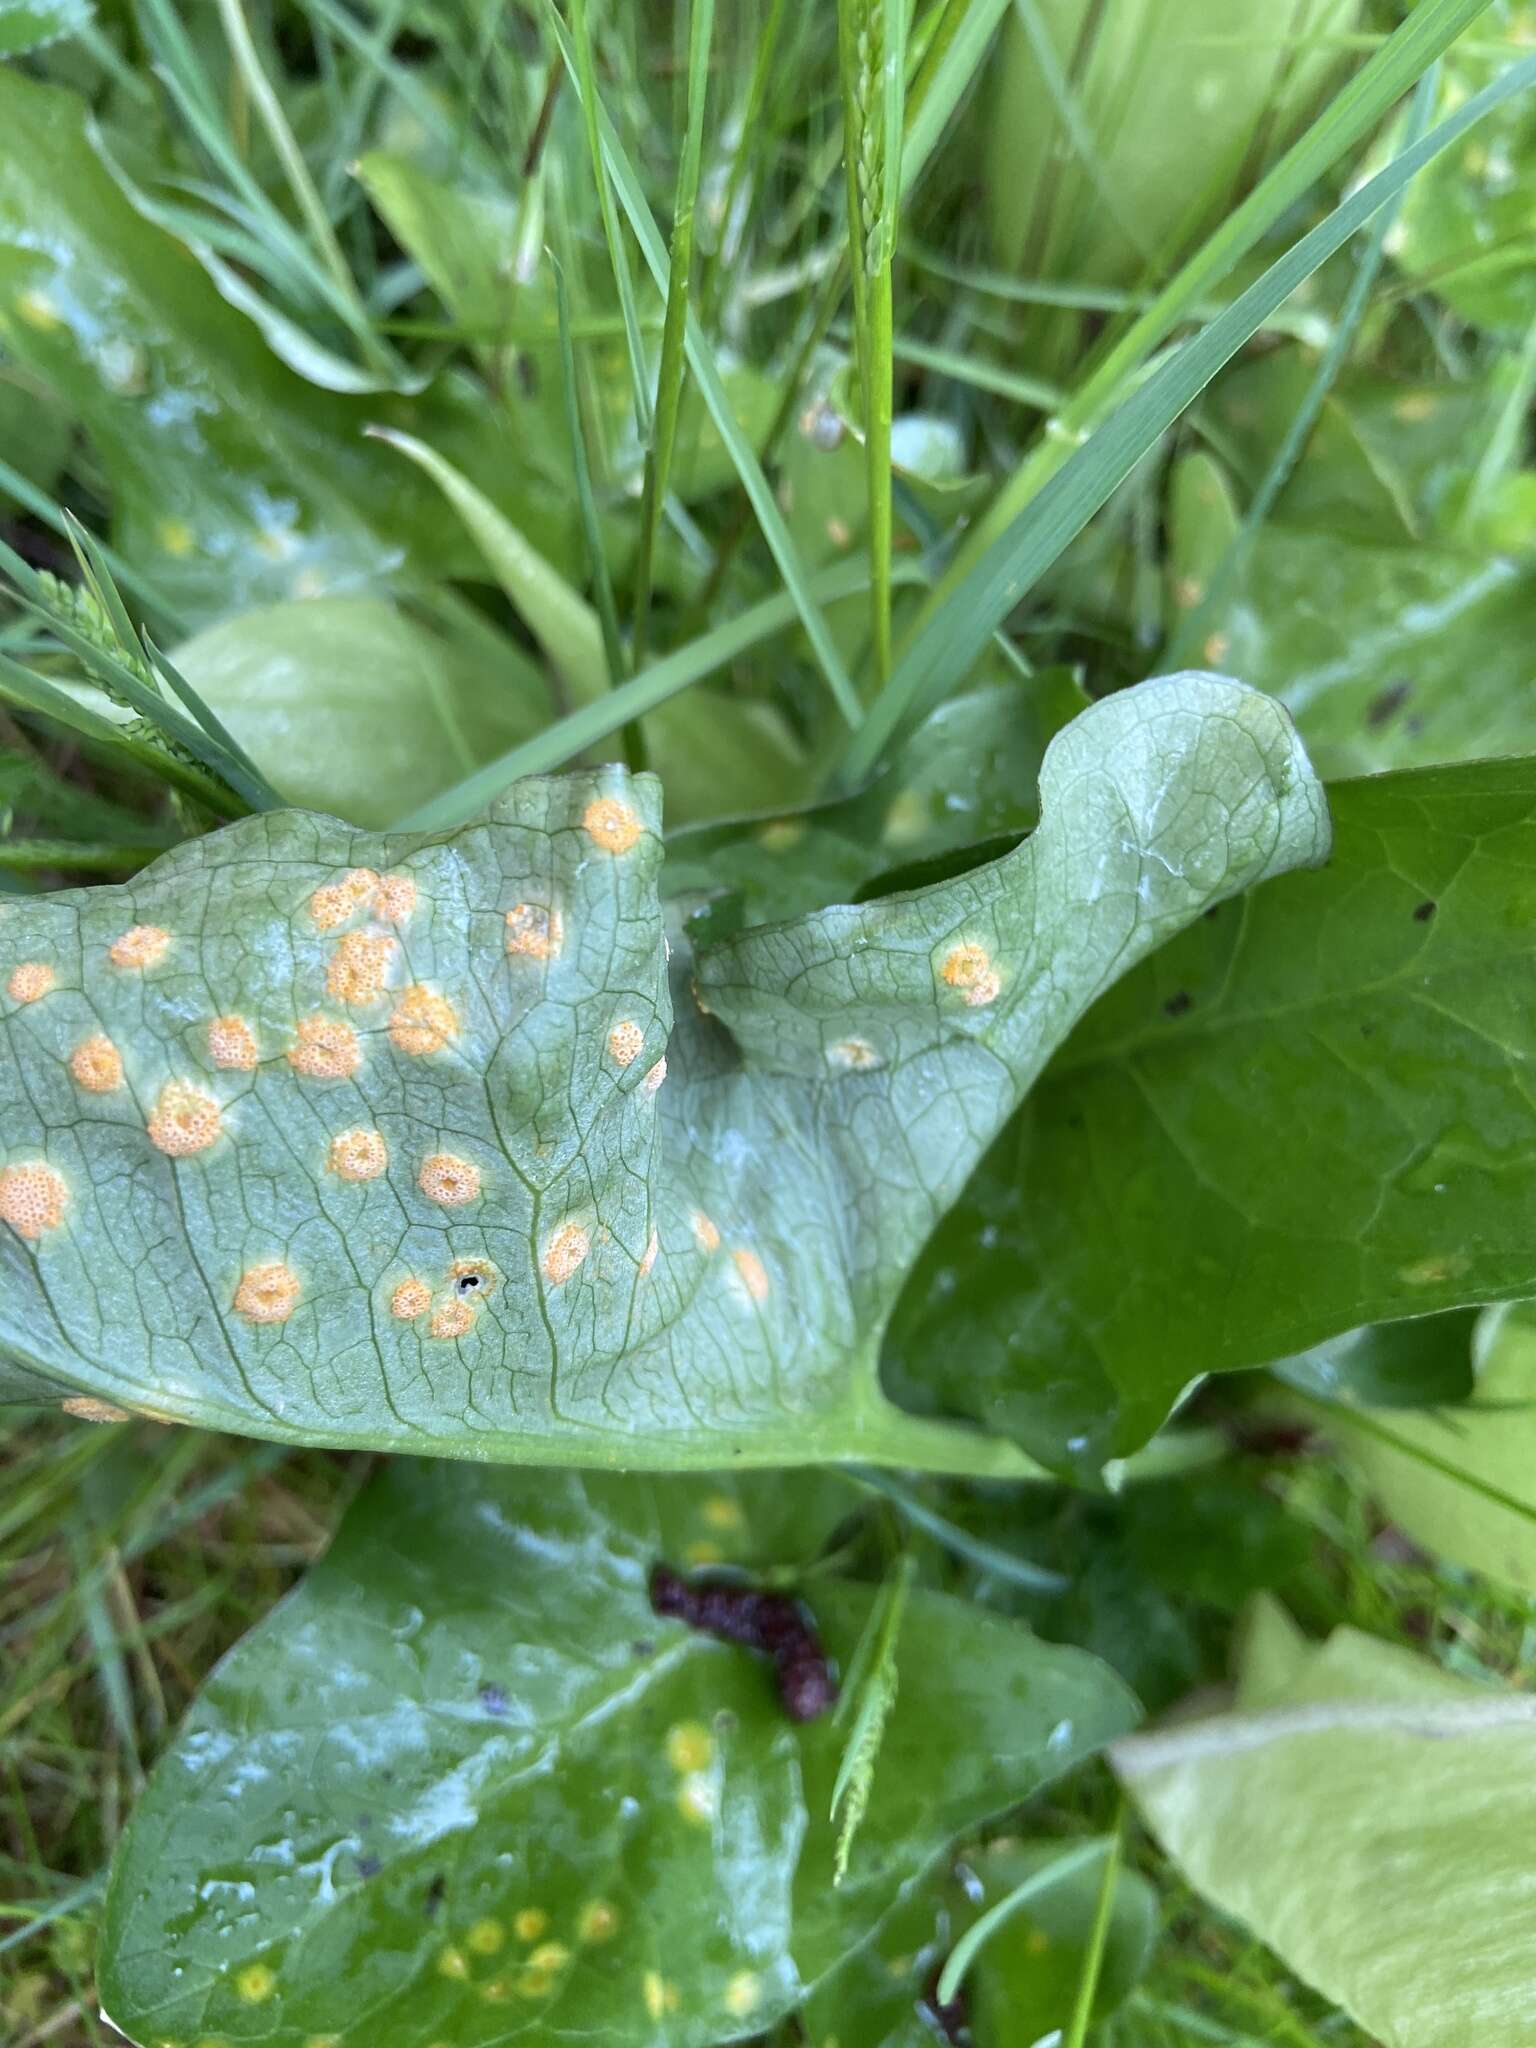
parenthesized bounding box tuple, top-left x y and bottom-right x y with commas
(4, 0, 1536, 2038)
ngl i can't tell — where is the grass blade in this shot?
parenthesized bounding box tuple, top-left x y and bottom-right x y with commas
(932, 0, 1499, 597)
(632, 0, 715, 668)
(840, 43, 1536, 781)
(393, 555, 912, 830)
(936, 1837, 1107, 2007)
(565, 0, 653, 440)
(546, 4, 864, 730)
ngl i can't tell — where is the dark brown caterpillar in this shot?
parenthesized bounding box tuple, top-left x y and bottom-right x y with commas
(648, 1564, 838, 1721)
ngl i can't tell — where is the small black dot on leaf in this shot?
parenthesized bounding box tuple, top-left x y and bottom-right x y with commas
(1366, 680, 1411, 729)
(1413, 899, 1437, 923)
(479, 1682, 509, 1717)
(1163, 990, 1193, 1019)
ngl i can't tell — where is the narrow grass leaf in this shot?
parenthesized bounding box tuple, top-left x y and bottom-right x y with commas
(842, 46, 1536, 779)
(936, 1838, 1107, 2006)
(831, 1553, 913, 1883)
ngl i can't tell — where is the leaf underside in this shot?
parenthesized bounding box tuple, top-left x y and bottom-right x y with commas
(0, 673, 1328, 1471)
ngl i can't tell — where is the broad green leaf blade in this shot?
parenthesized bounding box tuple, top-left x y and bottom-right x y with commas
(1115, 1607, 1536, 2048)
(98, 1463, 1139, 2048)
(0, 675, 1326, 1469)
(1310, 1300, 1536, 1595)
(0, 0, 89, 55)
(887, 756, 1536, 1472)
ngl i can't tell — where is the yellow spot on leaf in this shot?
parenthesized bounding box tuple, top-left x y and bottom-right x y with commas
(529, 1942, 570, 1972)
(390, 1278, 431, 1320)
(582, 795, 642, 854)
(389, 985, 457, 1057)
(429, 1299, 475, 1340)
(666, 1721, 713, 1773)
(514, 1965, 556, 1999)
(327, 1128, 388, 1182)
(70, 1034, 124, 1093)
(17, 288, 62, 330)
(690, 1211, 720, 1254)
(701, 1495, 743, 1531)
(233, 1263, 301, 1325)
(109, 923, 170, 970)
(467, 1918, 505, 1956)
(1203, 632, 1230, 666)
(732, 1248, 770, 1303)
(418, 1153, 480, 1206)
(641, 1056, 667, 1097)
(542, 1220, 591, 1284)
(685, 1541, 723, 1567)
(234, 1963, 275, 2003)
(327, 930, 396, 1006)
(608, 1019, 644, 1067)
(505, 903, 562, 959)
(208, 1015, 259, 1071)
(157, 519, 195, 557)
(288, 1014, 362, 1081)
(437, 1945, 469, 1980)
(643, 1970, 680, 2019)
(882, 789, 927, 847)
(514, 1907, 549, 1942)
(147, 1082, 222, 1157)
(62, 1396, 130, 1423)
(941, 942, 991, 991)
(677, 1772, 718, 1825)
(827, 1037, 880, 1071)
(724, 1972, 761, 2018)
(639, 1228, 659, 1276)
(0, 1162, 66, 1241)
(758, 819, 804, 852)
(577, 1899, 620, 1944)
(1399, 1252, 1470, 1287)
(373, 872, 417, 922)
(309, 870, 380, 932)
(7, 961, 54, 1003)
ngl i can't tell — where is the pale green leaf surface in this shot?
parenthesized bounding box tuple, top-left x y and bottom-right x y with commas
(1116, 1609, 1536, 2048)
(887, 757, 1536, 1471)
(1317, 1300, 1536, 1594)
(0, 675, 1325, 1470)
(97, 1462, 1139, 2047)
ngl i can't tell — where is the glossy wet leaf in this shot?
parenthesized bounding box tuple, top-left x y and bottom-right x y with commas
(0, 68, 572, 625)
(1116, 1602, 1536, 2048)
(887, 756, 1536, 1470)
(97, 1462, 1140, 2048)
(1275, 1306, 1478, 1409)
(0, 674, 1325, 1470)
(1312, 1300, 1536, 1594)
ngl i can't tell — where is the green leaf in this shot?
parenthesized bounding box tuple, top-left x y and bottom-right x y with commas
(1308, 1300, 1536, 1595)
(887, 756, 1536, 1471)
(0, 0, 89, 56)
(0, 674, 1325, 1469)
(0, 67, 571, 625)
(170, 597, 549, 830)
(1116, 1602, 1536, 2048)
(97, 1461, 1139, 2047)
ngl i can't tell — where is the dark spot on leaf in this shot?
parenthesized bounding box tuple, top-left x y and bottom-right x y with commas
(356, 1853, 381, 1880)
(424, 1873, 446, 1919)
(1413, 899, 1436, 922)
(455, 1271, 483, 1295)
(1365, 679, 1411, 729)
(1163, 990, 1193, 1019)
(479, 1682, 509, 1717)
(649, 1563, 838, 1721)
(1203, 903, 1221, 920)
(631, 1637, 656, 1659)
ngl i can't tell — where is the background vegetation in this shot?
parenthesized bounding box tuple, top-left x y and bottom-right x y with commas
(4, 0, 1536, 2041)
